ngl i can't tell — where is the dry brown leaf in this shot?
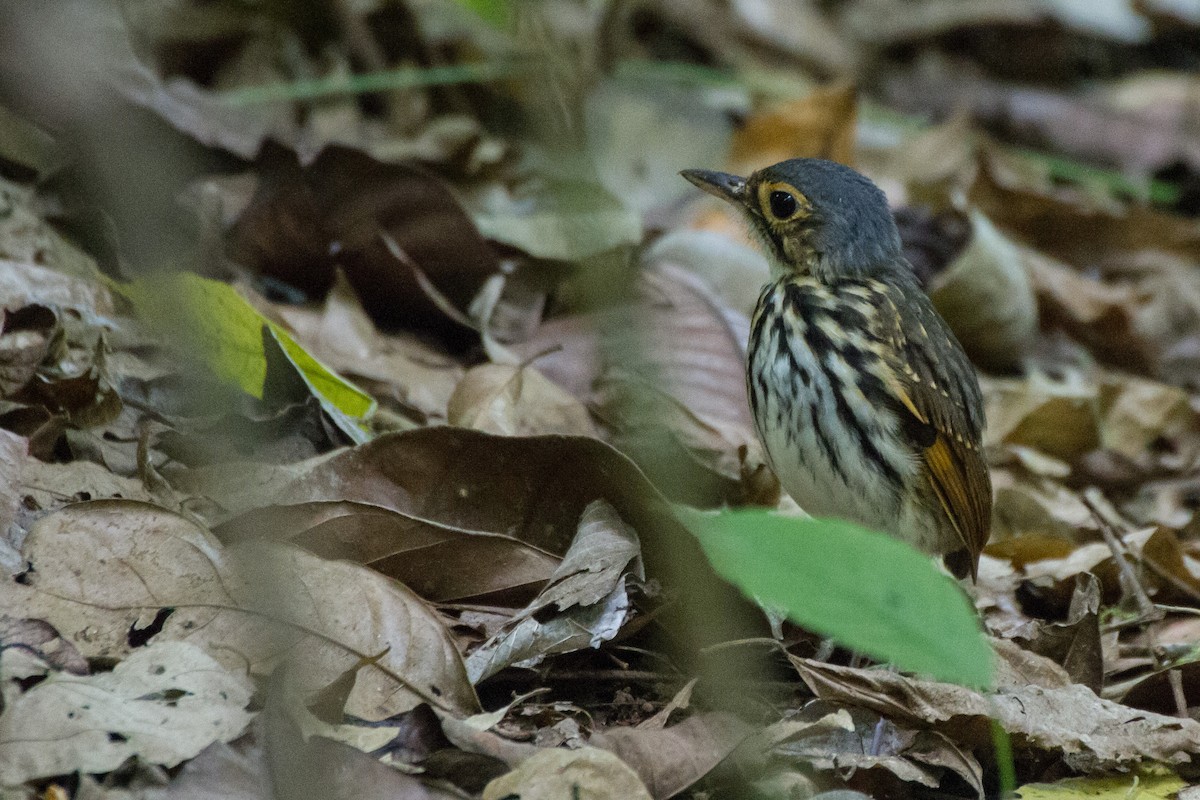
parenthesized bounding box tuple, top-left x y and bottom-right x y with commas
(0, 641, 254, 784)
(791, 639, 1200, 771)
(0, 616, 87, 676)
(175, 428, 766, 654)
(639, 677, 698, 730)
(878, 110, 978, 193)
(19, 454, 171, 509)
(970, 157, 1200, 267)
(643, 229, 770, 320)
(1019, 574, 1103, 692)
(989, 469, 1094, 542)
(0, 500, 478, 720)
(1024, 249, 1158, 374)
(512, 311, 603, 403)
(840, 0, 1137, 45)
(624, 263, 754, 435)
(929, 210, 1038, 371)
(729, 0, 856, 75)
(600, 263, 764, 506)
(0, 499, 262, 665)
(465, 500, 642, 682)
(591, 712, 752, 800)
(1023, 525, 1200, 605)
(0, 304, 57, 397)
(525, 499, 643, 613)
(179, 429, 681, 559)
(227, 144, 498, 346)
(0, 260, 111, 317)
(983, 372, 1100, 462)
(143, 737, 270, 800)
(482, 746, 653, 800)
(448, 362, 597, 437)
(1098, 374, 1198, 462)
(729, 83, 858, 175)
(434, 707, 542, 770)
(0, 178, 103, 282)
(884, 64, 1199, 175)
(740, 703, 983, 797)
(215, 501, 559, 604)
(1100, 73, 1200, 172)
(117, 63, 298, 162)
(236, 541, 479, 719)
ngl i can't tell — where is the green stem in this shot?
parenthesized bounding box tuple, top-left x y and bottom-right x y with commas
(219, 61, 526, 105)
(992, 719, 1017, 798)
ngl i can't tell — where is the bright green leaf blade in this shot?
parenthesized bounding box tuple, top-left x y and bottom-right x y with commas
(682, 508, 993, 687)
(265, 327, 371, 444)
(115, 272, 374, 423)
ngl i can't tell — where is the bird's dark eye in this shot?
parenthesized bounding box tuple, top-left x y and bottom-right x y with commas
(769, 191, 798, 219)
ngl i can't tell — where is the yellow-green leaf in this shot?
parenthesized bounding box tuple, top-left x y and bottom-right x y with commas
(115, 272, 374, 426)
(1015, 765, 1185, 799)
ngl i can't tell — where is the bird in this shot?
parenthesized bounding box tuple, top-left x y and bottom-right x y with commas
(681, 158, 991, 580)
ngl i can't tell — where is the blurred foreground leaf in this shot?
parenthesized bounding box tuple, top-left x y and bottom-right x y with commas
(682, 508, 993, 687)
(1014, 764, 1185, 799)
(116, 273, 374, 429)
(456, 0, 510, 28)
(219, 62, 522, 105)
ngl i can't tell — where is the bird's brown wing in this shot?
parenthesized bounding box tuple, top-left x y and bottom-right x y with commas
(872, 281, 992, 579)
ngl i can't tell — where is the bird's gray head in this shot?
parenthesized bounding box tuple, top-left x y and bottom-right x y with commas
(681, 158, 904, 282)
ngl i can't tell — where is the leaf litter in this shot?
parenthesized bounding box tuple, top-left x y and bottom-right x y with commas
(3, 1, 1200, 798)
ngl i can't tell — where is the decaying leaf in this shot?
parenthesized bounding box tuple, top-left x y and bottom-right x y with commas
(728, 83, 858, 175)
(465, 500, 643, 682)
(227, 144, 499, 344)
(791, 639, 1200, 772)
(448, 362, 597, 437)
(590, 712, 752, 800)
(0, 500, 478, 722)
(482, 746, 652, 800)
(0, 641, 254, 784)
(215, 501, 559, 604)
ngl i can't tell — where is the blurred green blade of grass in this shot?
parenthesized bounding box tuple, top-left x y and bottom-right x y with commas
(219, 61, 527, 106)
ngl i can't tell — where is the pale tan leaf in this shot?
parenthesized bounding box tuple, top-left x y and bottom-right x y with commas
(0, 641, 254, 783)
(448, 362, 597, 437)
(791, 640, 1200, 772)
(482, 746, 652, 800)
(0, 500, 478, 720)
(590, 712, 752, 800)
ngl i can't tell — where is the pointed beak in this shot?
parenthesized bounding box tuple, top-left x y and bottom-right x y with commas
(680, 169, 748, 206)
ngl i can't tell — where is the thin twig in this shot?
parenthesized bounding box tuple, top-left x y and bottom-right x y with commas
(1082, 489, 1162, 624)
(1168, 669, 1189, 719)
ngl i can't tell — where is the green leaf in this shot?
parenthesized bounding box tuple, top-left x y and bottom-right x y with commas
(456, 0, 510, 28)
(681, 508, 993, 687)
(115, 272, 375, 427)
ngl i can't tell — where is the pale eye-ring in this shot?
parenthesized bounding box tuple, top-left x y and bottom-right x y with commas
(769, 191, 797, 219)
